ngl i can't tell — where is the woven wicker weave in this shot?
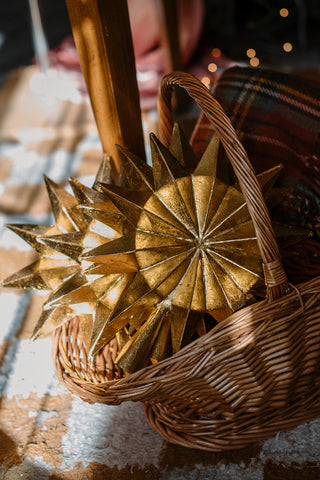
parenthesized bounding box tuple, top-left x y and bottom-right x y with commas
(53, 72, 320, 451)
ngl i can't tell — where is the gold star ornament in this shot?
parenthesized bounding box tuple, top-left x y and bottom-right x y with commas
(2, 125, 305, 373)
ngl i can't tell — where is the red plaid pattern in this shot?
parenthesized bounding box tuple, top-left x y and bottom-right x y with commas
(191, 66, 320, 282)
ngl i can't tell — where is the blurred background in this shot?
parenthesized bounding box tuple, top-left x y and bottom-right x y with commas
(0, 0, 319, 96)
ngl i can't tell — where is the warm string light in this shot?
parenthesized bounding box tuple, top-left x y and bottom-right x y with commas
(250, 57, 260, 67)
(210, 24, 294, 75)
(201, 76, 211, 88)
(211, 48, 221, 58)
(205, 48, 221, 79)
(246, 48, 259, 67)
(208, 63, 218, 73)
(209, 5, 295, 72)
(246, 48, 256, 58)
(283, 42, 293, 52)
(280, 8, 289, 17)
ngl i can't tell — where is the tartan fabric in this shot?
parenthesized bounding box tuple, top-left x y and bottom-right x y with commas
(190, 66, 320, 283)
(191, 66, 320, 234)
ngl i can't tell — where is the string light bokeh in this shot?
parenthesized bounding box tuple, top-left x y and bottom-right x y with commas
(201, 0, 319, 80)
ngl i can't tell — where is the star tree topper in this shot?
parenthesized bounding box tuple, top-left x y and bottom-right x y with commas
(3, 125, 300, 372)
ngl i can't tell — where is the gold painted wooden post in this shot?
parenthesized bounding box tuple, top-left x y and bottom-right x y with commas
(155, 0, 182, 73)
(154, 0, 188, 113)
(65, 0, 146, 178)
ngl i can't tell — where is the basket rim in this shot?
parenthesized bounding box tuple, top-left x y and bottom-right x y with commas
(53, 274, 320, 397)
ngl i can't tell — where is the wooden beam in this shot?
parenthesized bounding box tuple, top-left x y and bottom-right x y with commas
(155, 0, 190, 113)
(65, 0, 146, 177)
(155, 0, 182, 72)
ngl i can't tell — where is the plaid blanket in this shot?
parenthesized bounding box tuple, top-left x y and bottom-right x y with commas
(191, 66, 320, 283)
(192, 66, 320, 231)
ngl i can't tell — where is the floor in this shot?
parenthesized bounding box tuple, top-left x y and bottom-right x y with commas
(0, 66, 320, 480)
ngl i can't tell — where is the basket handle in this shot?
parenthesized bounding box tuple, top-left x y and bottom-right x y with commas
(158, 71, 289, 301)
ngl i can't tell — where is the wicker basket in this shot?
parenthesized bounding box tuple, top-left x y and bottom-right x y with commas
(53, 72, 320, 451)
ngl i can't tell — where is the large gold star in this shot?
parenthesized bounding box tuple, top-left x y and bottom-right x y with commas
(2, 125, 307, 373)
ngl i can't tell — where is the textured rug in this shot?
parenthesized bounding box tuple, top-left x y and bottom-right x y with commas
(0, 66, 320, 480)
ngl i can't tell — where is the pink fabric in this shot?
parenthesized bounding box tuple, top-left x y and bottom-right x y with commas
(128, 0, 204, 108)
(129, 0, 203, 66)
(49, 1, 234, 110)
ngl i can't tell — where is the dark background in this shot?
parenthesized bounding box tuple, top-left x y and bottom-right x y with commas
(0, 1, 319, 77)
(203, 0, 320, 67)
